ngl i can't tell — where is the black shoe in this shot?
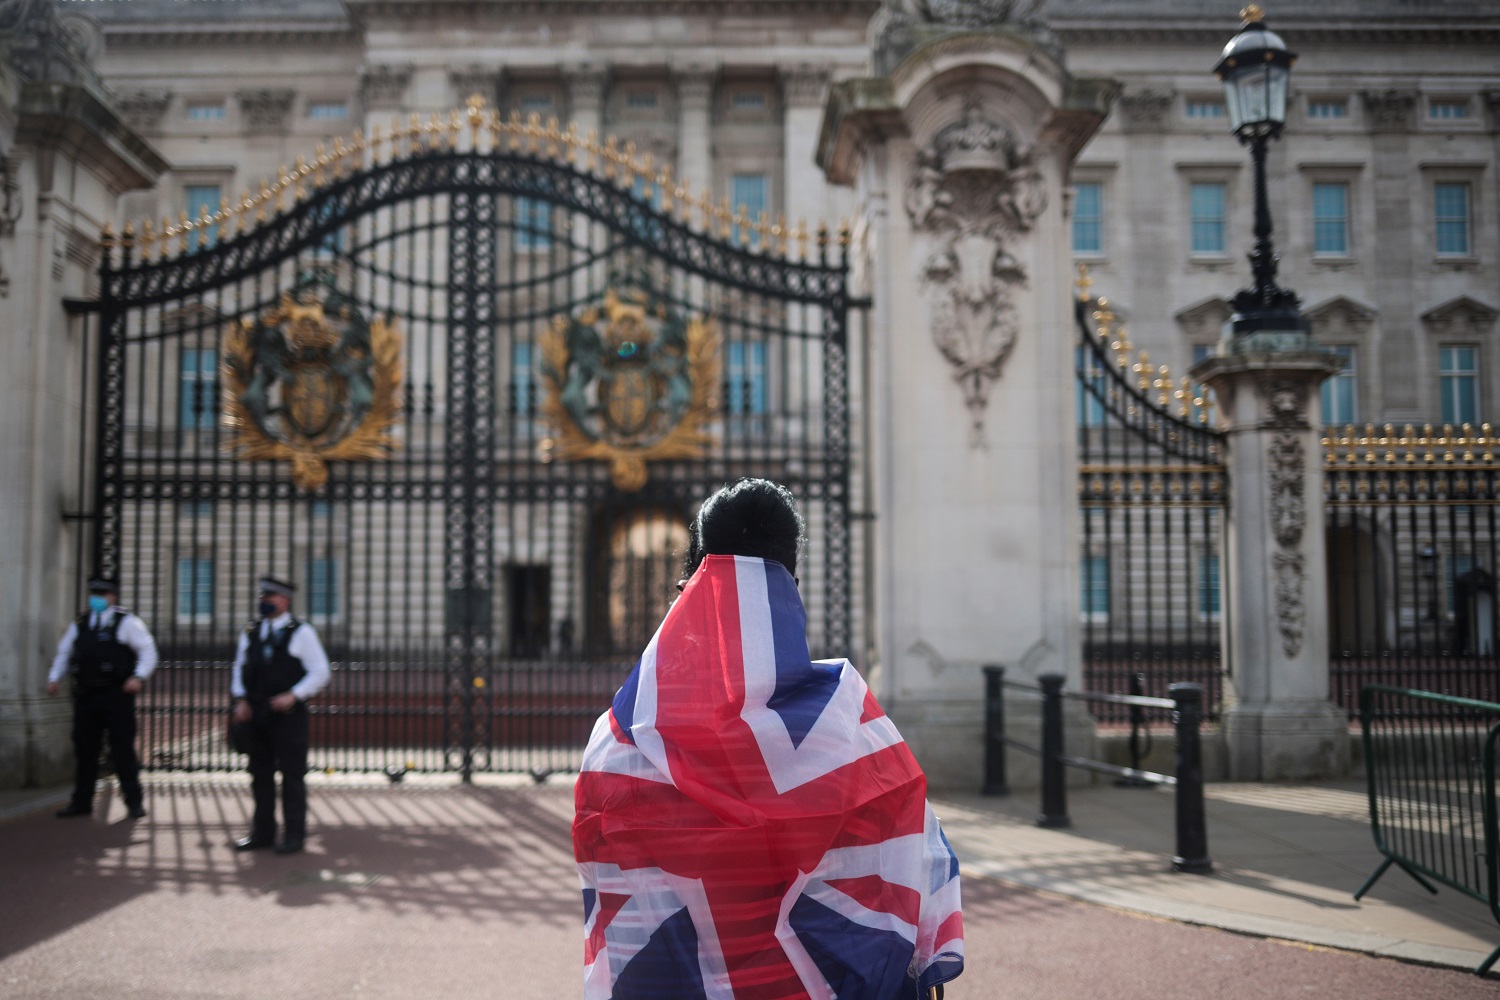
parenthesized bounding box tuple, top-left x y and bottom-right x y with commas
(274, 839, 304, 855)
(55, 804, 92, 818)
(126, 805, 147, 820)
(233, 835, 274, 851)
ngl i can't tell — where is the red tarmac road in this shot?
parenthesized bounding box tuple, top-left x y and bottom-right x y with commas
(0, 778, 1491, 999)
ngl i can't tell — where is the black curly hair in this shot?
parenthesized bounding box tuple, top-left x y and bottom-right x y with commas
(684, 478, 805, 577)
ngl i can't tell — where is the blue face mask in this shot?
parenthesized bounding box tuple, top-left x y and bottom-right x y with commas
(259, 601, 278, 618)
(88, 595, 109, 614)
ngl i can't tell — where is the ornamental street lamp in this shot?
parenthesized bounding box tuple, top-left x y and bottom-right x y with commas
(1213, 4, 1308, 342)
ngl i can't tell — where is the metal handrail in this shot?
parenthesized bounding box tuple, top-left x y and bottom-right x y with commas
(983, 665, 1211, 873)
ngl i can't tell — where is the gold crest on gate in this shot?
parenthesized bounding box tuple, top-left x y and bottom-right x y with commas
(221, 290, 404, 490)
(539, 287, 720, 491)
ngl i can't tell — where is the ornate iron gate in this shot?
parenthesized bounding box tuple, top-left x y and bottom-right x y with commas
(1075, 276, 1227, 721)
(84, 106, 853, 777)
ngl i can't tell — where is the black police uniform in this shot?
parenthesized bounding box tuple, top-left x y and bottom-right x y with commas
(242, 619, 311, 845)
(67, 610, 144, 814)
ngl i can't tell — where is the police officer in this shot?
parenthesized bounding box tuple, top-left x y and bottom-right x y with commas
(47, 577, 158, 820)
(229, 576, 331, 854)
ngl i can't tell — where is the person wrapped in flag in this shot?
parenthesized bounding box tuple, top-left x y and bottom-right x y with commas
(574, 478, 964, 999)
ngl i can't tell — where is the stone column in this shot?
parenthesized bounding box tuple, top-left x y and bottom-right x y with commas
(1194, 350, 1348, 780)
(0, 64, 166, 787)
(1361, 90, 1420, 422)
(564, 62, 609, 138)
(782, 66, 829, 233)
(673, 65, 715, 197)
(819, 23, 1114, 789)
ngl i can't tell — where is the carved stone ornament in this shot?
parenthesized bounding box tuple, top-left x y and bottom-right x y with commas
(1117, 89, 1175, 133)
(450, 67, 499, 108)
(872, 0, 1059, 75)
(222, 290, 405, 491)
(892, 0, 1047, 26)
(540, 285, 721, 492)
(1265, 380, 1308, 658)
(236, 89, 296, 133)
(1, 0, 98, 87)
(905, 99, 1046, 446)
(114, 91, 172, 132)
(360, 65, 413, 112)
(1360, 90, 1417, 132)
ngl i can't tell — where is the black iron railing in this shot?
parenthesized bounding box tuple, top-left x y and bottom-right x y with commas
(1355, 684, 1500, 975)
(983, 665, 1212, 874)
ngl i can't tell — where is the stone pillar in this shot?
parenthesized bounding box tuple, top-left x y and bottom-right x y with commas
(1361, 90, 1420, 422)
(819, 20, 1115, 789)
(781, 66, 829, 233)
(564, 63, 609, 138)
(0, 17, 166, 787)
(1195, 350, 1348, 780)
(673, 65, 715, 196)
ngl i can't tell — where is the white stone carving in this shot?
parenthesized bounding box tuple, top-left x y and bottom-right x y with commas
(905, 99, 1045, 445)
(1266, 381, 1308, 658)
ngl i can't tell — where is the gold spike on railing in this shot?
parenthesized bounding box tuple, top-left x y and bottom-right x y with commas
(657, 164, 674, 212)
(774, 214, 788, 256)
(564, 122, 581, 165)
(139, 219, 156, 262)
(1076, 263, 1094, 302)
(734, 204, 749, 247)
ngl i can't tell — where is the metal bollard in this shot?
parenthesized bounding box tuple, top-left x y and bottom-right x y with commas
(982, 664, 1009, 796)
(1169, 682, 1213, 873)
(1036, 673, 1071, 828)
(1117, 670, 1152, 787)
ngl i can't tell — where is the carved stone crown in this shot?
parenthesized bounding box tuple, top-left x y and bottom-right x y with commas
(931, 100, 1019, 174)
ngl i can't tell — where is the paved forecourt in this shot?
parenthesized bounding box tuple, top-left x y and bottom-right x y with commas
(0, 775, 1493, 999)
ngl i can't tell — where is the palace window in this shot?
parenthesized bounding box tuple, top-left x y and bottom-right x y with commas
(185, 184, 221, 250)
(515, 197, 552, 250)
(1189, 182, 1227, 255)
(1076, 345, 1108, 429)
(1429, 99, 1470, 120)
(1081, 554, 1110, 621)
(177, 557, 214, 623)
(1320, 346, 1358, 426)
(1307, 98, 1348, 119)
(305, 558, 339, 619)
(1440, 345, 1480, 425)
(726, 340, 768, 436)
(185, 102, 225, 121)
(730, 173, 767, 246)
(1434, 182, 1471, 256)
(1197, 554, 1222, 618)
(1312, 182, 1350, 256)
(1185, 100, 1226, 120)
(1073, 183, 1103, 255)
(179, 347, 219, 430)
(511, 341, 537, 420)
(307, 101, 348, 120)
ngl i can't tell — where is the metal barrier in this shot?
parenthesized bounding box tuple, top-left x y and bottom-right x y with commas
(1355, 684, 1500, 975)
(983, 665, 1211, 874)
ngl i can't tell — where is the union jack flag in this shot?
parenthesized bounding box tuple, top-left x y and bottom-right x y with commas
(574, 554, 964, 999)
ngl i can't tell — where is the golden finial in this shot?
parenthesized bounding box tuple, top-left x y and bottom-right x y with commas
(466, 93, 486, 144)
(564, 122, 581, 165)
(100, 221, 116, 250)
(427, 111, 446, 150)
(774, 214, 788, 256)
(583, 128, 599, 172)
(816, 221, 830, 252)
(602, 136, 619, 179)
(1176, 376, 1192, 418)
(733, 204, 749, 246)
(1075, 263, 1094, 302)
(138, 219, 156, 261)
(639, 151, 655, 201)
(527, 112, 544, 154)
(1241, 5, 1265, 24)
(792, 218, 809, 259)
(717, 195, 732, 240)
(545, 116, 561, 158)
(657, 164, 674, 212)
(447, 109, 462, 149)
(837, 219, 851, 248)
(371, 123, 386, 164)
(332, 137, 348, 179)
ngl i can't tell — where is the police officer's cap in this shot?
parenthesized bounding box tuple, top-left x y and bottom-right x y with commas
(87, 577, 119, 594)
(257, 576, 297, 598)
